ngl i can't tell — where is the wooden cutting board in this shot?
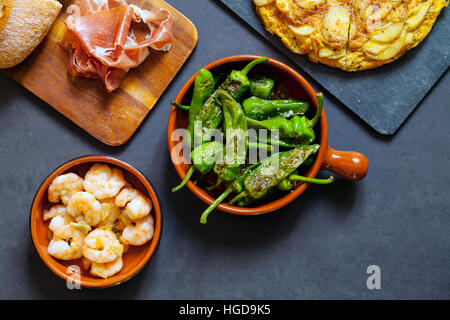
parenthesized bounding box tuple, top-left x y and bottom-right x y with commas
(2, 0, 197, 146)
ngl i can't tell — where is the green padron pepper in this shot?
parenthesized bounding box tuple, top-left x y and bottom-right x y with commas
(213, 90, 248, 182)
(232, 188, 278, 207)
(232, 145, 321, 202)
(226, 58, 269, 100)
(200, 163, 259, 224)
(246, 93, 324, 145)
(230, 163, 260, 194)
(200, 91, 250, 224)
(193, 58, 268, 144)
(257, 138, 308, 149)
(243, 96, 310, 120)
(172, 141, 223, 192)
(249, 75, 275, 99)
(173, 69, 215, 148)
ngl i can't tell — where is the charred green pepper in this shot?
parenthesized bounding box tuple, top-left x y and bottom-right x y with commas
(200, 163, 259, 224)
(246, 93, 323, 145)
(213, 90, 248, 182)
(246, 116, 314, 144)
(172, 69, 215, 148)
(226, 57, 269, 100)
(249, 75, 275, 99)
(248, 142, 273, 152)
(230, 163, 260, 194)
(194, 58, 268, 144)
(199, 90, 250, 224)
(233, 145, 320, 201)
(257, 138, 307, 149)
(243, 96, 310, 120)
(172, 141, 223, 192)
(231, 187, 278, 207)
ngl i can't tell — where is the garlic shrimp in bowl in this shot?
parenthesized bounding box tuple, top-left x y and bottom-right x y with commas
(30, 156, 162, 288)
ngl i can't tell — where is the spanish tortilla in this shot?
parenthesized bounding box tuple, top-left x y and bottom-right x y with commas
(254, 0, 448, 71)
(0, 0, 12, 33)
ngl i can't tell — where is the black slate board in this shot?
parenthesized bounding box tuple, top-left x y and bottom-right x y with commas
(219, 0, 450, 135)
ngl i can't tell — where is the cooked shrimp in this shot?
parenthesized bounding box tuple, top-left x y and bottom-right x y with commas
(49, 214, 75, 239)
(83, 164, 125, 200)
(115, 187, 152, 220)
(48, 173, 83, 205)
(47, 215, 86, 261)
(90, 256, 123, 279)
(82, 229, 123, 263)
(49, 212, 88, 238)
(121, 215, 154, 246)
(48, 237, 84, 260)
(66, 192, 102, 226)
(43, 204, 66, 221)
(97, 199, 121, 228)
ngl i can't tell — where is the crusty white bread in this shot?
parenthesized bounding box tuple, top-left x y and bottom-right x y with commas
(0, 0, 62, 69)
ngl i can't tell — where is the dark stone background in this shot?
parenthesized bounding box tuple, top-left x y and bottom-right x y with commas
(0, 0, 449, 299)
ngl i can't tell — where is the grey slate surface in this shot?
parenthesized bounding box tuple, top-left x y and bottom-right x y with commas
(219, 0, 450, 135)
(0, 0, 449, 299)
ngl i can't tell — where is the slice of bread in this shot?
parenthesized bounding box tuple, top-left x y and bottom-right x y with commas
(0, 0, 62, 69)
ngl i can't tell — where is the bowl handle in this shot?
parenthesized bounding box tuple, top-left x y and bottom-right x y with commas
(320, 146, 369, 182)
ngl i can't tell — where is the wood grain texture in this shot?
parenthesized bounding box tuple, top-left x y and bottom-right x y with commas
(2, 0, 198, 146)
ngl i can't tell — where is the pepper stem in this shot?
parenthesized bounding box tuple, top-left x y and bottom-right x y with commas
(260, 138, 303, 149)
(246, 117, 265, 128)
(240, 57, 268, 76)
(228, 191, 248, 205)
(200, 187, 233, 224)
(172, 102, 190, 111)
(172, 166, 195, 192)
(309, 92, 323, 128)
(289, 175, 334, 185)
(205, 178, 222, 191)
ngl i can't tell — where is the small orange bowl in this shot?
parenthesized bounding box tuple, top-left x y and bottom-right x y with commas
(168, 55, 369, 216)
(30, 156, 162, 288)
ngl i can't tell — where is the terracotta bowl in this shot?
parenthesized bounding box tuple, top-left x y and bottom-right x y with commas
(168, 55, 369, 216)
(30, 156, 162, 288)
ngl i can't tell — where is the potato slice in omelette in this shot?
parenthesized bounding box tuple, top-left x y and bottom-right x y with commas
(254, 0, 351, 70)
(346, 0, 448, 71)
(254, 0, 448, 71)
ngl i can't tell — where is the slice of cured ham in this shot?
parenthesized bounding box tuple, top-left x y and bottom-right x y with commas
(64, 0, 173, 92)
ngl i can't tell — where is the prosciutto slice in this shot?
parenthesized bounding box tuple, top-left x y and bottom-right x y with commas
(64, 0, 173, 92)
